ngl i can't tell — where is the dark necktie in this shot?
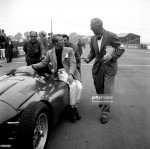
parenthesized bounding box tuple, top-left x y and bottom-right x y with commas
(97, 35, 102, 40)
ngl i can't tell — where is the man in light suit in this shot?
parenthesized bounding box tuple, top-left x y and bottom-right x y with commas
(84, 18, 125, 124)
(32, 34, 82, 123)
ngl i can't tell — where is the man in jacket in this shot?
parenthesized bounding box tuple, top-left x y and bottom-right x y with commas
(5, 37, 14, 63)
(39, 31, 49, 55)
(62, 34, 81, 74)
(77, 39, 83, 56)
(84, 18, 125, 124)
(32, 34, 83, 122)
(23, 31, 45, 66)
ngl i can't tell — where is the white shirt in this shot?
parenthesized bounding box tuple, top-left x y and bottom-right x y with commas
(97, 36, 103, 52)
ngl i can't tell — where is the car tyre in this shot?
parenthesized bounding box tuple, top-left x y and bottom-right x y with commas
(15, 101, 51, 149)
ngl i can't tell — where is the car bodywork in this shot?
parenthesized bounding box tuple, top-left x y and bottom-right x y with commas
(0, 67, 70, 148)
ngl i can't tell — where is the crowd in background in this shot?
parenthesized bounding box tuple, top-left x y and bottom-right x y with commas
(0, 29, 85, 65)
(0, 29, 19, 63)
(0, 29, 6, 59)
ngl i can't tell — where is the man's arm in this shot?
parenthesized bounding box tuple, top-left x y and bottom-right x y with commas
(39, 41, 46, 57)
(68, 48, 77, 76)
(32, 51, 51, 70)
(111, 34, 125, 61)
(44, 38, 49, 52)
(75, 50, 81, 69)
(69, 42, 81, 68)
(23, 42, 27, 53)
(84, 37, 96, 63)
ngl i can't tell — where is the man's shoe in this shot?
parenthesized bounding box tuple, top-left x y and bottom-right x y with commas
(101, 114, 108, 124)
(74, 107, 81, 120)
(99, 104, 103, 108)
(70, 108, 76, 123)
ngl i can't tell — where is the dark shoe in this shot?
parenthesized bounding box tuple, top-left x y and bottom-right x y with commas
(74, 107, 81, 120)
(70, 108, 76, 123)
(101, 114, 108, 124)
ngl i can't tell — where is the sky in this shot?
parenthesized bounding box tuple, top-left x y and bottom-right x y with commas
(0, 0, 150, 42)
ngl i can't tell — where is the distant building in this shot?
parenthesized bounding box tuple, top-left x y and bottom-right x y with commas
(117, 33, 140, 44)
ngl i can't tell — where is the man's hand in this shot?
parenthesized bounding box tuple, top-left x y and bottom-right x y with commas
(6, 69, 16, 76)
(67, 74, 74, 84)
(41, 55, 46, 60)
(103, 55, 112, 63)
(81, 57, 89, 63)
(16, 66, 35, 75)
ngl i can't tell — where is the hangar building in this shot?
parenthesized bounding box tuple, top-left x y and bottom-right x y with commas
(117, 33, 140, 44)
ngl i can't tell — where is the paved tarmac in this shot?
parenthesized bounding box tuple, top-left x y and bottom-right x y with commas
(0, 48, 150, 149)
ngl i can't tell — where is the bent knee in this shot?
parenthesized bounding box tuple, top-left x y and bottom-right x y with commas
(76, 81, 83, 90)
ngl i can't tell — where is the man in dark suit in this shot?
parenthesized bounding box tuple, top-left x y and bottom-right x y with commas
(23, 31, 45, 66)
(84, 18, 125, 124)
(77, 39, 83, 56)
(5, 37, 14, 63)
(62, 34, 81, 74)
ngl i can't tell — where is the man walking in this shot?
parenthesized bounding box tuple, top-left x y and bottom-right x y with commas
(84, 18, 125, 124)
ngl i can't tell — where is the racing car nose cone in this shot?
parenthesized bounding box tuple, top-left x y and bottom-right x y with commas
(0, 101, 17, 124)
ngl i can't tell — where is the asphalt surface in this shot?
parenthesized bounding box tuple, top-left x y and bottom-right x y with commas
(0, 47, 150, 149)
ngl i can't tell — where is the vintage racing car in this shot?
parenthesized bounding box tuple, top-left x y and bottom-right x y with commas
(0, 66, 70, 149)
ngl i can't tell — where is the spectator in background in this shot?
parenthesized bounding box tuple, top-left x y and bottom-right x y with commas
(39, 31, 49, 55)
(62, 34, 81, 74)
(0, 29, 2, 45)
(1, 30, 6, 43)
(13, 44, 19, 58)
(0, 29, 6, 59)
(77, 39, 83, 56)
(23, 31, 45, 66)
(5, 37, 14, 63)
(48, 36, 54, 50)
(24, 32, 30, 42)
(0, 29, 2, 59)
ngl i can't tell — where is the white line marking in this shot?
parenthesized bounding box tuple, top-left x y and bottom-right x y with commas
(12, 62, 26, 64)
(124, 57, 150, 59)
(119, 65, 150, 67)
(1, 61, 150, 67)
(82, 64, 150, 67)
(0, 61, 25, 64)
(127, 49, 150, 54)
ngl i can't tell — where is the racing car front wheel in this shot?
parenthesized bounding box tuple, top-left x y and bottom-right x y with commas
(15, 101, 51, 149)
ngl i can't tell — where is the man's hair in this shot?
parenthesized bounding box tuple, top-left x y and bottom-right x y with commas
(52, 34, 62, 45)
(42, 33, 46, 37)
(30, 31, 38, 37)
(91, 18, 103, 28)
(39, 32, 46, 37)
(62, 34, 69, 41)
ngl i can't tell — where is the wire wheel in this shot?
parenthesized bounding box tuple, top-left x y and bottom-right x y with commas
(33, 113, 49, 149)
